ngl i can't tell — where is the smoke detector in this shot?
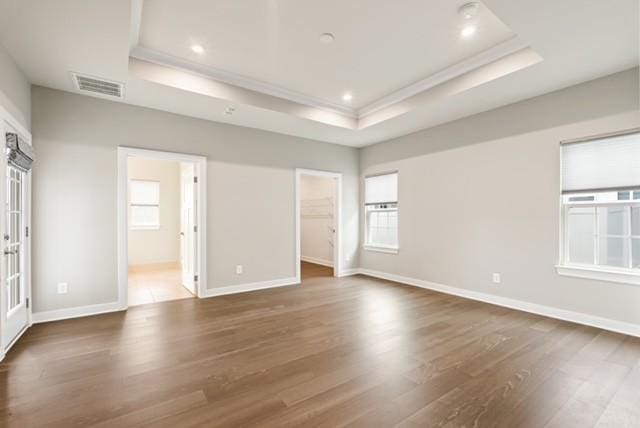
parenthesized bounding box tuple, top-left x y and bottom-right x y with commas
(458, 2, 480, 19)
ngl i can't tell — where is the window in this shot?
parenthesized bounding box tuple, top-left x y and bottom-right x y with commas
(364, 172, 398, 252)
(559, 130, 640, 284)
(130, 180, 160, 229)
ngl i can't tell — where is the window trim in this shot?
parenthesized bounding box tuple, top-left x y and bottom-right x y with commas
(363, 171, 399, 253)
(558, 192, 640, 285)
(129, 179, 161, 230)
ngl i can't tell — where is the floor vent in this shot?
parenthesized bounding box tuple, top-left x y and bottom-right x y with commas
(71, 72, 125, 99)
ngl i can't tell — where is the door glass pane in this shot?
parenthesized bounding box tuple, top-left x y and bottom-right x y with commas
(5, 166, 24, 311)
(597, 206, 626, 236)
(568, 207, 595, 264)
(633, 238, 640, 269)
(597, 237, 628, 268)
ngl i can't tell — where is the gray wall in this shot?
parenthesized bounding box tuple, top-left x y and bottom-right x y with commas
(360, 68, 640, 326)
(31, 86, 359, 313)
(0, 42, 30, 130)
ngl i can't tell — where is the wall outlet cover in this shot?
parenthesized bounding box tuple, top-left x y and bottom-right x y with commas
(236, 265, 243, 275)
(492, 273, 501, 284)
(57, 282, 68, 294)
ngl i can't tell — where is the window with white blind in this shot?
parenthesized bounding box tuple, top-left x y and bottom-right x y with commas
(364, 172, 398, 252)
(558, 129, 640, 285)
(130, 180, 160, 229)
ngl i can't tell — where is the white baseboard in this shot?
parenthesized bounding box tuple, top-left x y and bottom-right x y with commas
(337, 268, 360, 277)
(357, 268, 640, 338)
(301, 256, 334, 268)
(201, 277, 299, 298)
(32, 301, 124, 324)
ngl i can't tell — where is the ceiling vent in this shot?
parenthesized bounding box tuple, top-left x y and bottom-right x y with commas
(70, 72, 125, 99)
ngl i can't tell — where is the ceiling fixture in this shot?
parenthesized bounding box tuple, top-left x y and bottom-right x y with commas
(458, 2, 480, 19)
(191, 44, 205, 54)
(461, 25, 477, 38)
(225, 107, 235, 115)
(342, 93, 353, 102)
(319, 33, 335, 43)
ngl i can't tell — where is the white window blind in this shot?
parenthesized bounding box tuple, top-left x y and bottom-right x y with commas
(561, 130, 640, 193)
(130, 180, 160, 228)
(365, 172, 398, 204)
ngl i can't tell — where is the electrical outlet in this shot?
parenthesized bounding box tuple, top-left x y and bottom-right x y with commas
(236, 265, 243, 275)
(492, 273, 501, 284)
(57, 282, 68, 294)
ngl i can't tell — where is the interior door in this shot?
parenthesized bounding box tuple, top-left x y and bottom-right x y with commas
(1, 144, 29, 350)
(180, 163, 196, 294)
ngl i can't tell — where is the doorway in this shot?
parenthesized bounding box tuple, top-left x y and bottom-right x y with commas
(0, 122, 33, 354)
(117, 148, 207, 308)
(295, 169, 341, 282)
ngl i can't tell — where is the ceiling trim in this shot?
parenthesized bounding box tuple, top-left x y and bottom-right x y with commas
(130, 37, 532, 124)
(129, 0, 144, 50)
(130, 46, 358, 118)
(357, 36, 530, 118)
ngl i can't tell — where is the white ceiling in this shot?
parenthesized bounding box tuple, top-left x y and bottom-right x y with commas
(0, 0, 637, 147)
(137, 0, 516, 110)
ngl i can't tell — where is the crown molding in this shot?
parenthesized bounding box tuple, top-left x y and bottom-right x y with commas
(130, 36, 533, 125)
(130, 46, 358, 118)
(356, 36, 530, 118)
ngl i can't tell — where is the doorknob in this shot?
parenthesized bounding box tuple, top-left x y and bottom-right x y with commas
(3, 249, 16, 256)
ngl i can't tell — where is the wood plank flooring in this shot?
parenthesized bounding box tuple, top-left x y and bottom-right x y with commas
(1, 261, 639, 427)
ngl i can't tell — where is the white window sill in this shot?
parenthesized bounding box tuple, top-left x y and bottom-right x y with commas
(556, 264, 640, 286)
(130, 225, 160, 231)
(364, 245, 399, 254)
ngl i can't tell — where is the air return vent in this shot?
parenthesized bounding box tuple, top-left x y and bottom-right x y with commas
(71, 72, 125, 99)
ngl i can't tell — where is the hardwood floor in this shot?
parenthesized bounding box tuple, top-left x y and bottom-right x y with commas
(1, 262, 639, 427)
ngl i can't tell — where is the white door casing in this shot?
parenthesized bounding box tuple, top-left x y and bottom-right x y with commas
(180, 162, 196, 294)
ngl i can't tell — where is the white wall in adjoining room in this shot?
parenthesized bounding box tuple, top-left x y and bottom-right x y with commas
(127, 158, 181, 266)
(301, 174, 336, 267)
(359, 68, 640, 328)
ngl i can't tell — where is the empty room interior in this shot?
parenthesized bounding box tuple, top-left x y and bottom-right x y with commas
(0, 0, 638, 427)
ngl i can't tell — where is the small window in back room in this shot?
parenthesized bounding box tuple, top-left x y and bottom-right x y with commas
(364, 172, 398, 251)
(130, 180, 160, 229)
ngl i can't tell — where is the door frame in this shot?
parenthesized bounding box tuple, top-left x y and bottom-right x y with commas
(0, 104, 32, 360)
(295, 168, 342, 282)
(117, 147, 207, 308)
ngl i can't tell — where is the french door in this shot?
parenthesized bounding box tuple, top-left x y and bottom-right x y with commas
(2, 161, 29, 349)
(180, 162, 197, 294)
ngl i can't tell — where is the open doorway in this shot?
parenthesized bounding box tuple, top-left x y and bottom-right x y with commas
(296, 169, 341, 281)
(117, 148, 207, 308)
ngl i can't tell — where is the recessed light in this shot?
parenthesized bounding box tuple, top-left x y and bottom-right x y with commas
(461, 25, 476, 38)
(191, 44, 205, 54)
(342, 93, 353, 102)
(458, 2, 480, 20)
(319, 33, 335, 43)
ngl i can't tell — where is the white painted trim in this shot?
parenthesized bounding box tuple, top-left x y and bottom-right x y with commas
(301, 256, 334, 268)
(117, 147, 207, 309)
(130, 37, 531, 122)
(130, 46, 356, 117)
(357, 268, 640, 338)
(363, 245, 399, 254)
(129, 0, 144, 50)
(556, 265, 640, 286)
(337, 268, 360, 277)
(201, 277, 298, 298)
(357, 37, 530, 118)
(295, 169, 342, 282)
(32, 301, 123, 324)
